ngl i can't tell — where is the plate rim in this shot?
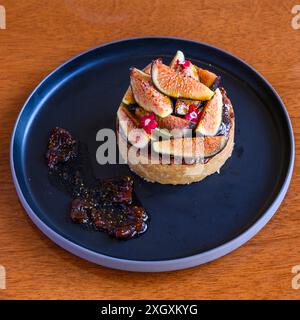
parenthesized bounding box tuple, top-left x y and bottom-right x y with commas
(10, 37, 295, 272)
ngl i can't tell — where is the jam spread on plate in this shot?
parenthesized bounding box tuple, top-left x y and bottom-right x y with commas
(46, 127, 148, 240)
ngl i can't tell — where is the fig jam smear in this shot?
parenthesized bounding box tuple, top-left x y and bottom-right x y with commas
(90, 205, 147, 239)
(46, 127, 148, 240)
(46, 127, 77, 170)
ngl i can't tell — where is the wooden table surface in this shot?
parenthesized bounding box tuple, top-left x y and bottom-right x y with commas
(0, 0, 299, 300)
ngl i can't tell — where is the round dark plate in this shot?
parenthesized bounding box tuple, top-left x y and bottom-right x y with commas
(11, 37, 294, 272)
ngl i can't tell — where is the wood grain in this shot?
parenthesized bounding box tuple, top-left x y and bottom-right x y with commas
(0, 0, 299, 300)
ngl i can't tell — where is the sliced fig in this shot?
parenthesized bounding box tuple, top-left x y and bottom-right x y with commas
(151, 59, 214, 100)
(170, 50, 185, 68)
(152, 137, 204, 159)
(130, 68, 173, 118)
(156, 114, 192, 131)
(196, 88, 223, 136)
(197, 67, 218, 88)
(170, 51, 199, 80)
(211, 76, 221, 91)
(203, 135, 228, 158)
(122, 87, 136, 105)
(151, 128, 173, 140)
(122, 64, 151, 105)
(152, 135, 228, 159)
(117, 105, 150, 148)
(175, 99, 201, 115)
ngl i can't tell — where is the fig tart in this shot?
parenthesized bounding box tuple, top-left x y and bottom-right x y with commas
(117, 51, 234, 185)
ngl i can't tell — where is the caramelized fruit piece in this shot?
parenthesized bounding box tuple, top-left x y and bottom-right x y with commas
(151, 59, 214, 100)
(204, 135, 228, 158)
(196, 67, 218, 88)
(122, 87, 136, 105)
(152, 135, 228, 159)
(117, 105, 150, 148)
(90, 205, 147, 239)
(211, 76, 222, 91)
(46, 127, 77, 170)
(101, 176, 133, 204)
(130, 68, 173, 118)
(156, 114, 193, 131)
(196, 88, 223, 136)
(151, 128, 173, 140)
(122, 64, 151, 105)
(153, 137, 204, 158)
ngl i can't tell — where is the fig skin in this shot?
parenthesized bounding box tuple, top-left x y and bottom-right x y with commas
(170, 50, 199, 80)
(151, 59, 214, 100)
(196, 67, 218, 88)
(130, 68, 173, 118)
(156, 114, 193, 131)
(195, 88, 223, 136)
(122, 63, 151, 105)
(152, 135, 228, 159)
(122, 51, 198, 105)
(117, 105, 150, 148)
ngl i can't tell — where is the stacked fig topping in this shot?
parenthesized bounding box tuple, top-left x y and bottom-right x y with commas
(118, 51, 233, 162)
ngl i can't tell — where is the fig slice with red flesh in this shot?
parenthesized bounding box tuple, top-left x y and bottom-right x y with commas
(117, 105, 150, 148)
(151, 59, 214, 100)
(156, 114, 193, 131)
(156, 114, 194, 138)
(196, 67, 218, 88)
(122, 51, 199, 105)
(122, 64, 151, 105)
(130, 68, 173, 118)
(152, 135, 228, 159)
(195, 88, 223, 136)
(122, 87, 136, 105)
(153, 136, 204, 158)
(170, 51, 199, 81)
(203, 135, 228, 158)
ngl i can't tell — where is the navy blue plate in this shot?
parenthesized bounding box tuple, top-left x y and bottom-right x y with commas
(11, 37, 294, 272)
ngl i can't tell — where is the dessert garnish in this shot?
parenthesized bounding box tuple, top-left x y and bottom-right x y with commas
(46, 127, 148, 240)
(184, 104, 200, 123)
(176, 59, 191, 69)
(139, 112, 158, 134)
